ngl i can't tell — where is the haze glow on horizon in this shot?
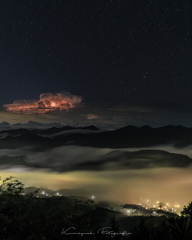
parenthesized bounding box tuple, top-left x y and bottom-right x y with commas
(1, 166, 192, 207)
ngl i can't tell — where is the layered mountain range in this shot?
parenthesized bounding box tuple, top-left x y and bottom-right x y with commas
(0, 125, 192, 149)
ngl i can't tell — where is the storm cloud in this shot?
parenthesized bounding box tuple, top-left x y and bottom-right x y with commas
(3, 92, 82, 114)
(2, 99, 192, 128)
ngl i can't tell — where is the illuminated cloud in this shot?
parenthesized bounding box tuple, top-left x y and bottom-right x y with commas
(87, 114, 99, 120)
(3, 92, 82, 114)
(1, 145, 192, 204)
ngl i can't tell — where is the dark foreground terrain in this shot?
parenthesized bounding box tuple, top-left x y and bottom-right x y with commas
(1, 177, 192, 240)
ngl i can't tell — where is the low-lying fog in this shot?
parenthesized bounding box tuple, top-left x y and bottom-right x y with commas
(1, 144, 192, 206)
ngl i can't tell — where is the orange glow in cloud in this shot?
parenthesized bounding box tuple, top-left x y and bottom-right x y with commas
(4, 92, 82, 114)
(87, 114, 99, 120)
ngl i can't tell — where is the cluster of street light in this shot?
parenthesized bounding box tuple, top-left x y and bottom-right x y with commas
(137, 198, 183, 214)
(41, 191, 60, 197)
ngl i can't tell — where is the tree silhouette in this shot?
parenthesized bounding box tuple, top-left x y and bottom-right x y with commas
(181, 201, 192, 218)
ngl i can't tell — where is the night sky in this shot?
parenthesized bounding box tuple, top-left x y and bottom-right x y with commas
(1, 0, 192, 205)
(0, 0, 191, 126)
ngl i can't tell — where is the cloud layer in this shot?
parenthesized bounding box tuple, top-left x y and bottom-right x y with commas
(3, 92, 82, 114)
(1, 145, 192, 204)
(2, 97, 192, 129)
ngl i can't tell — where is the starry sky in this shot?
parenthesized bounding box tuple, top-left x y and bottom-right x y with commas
(0, 0, 191, 126)
(1, 0, 192, 204)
